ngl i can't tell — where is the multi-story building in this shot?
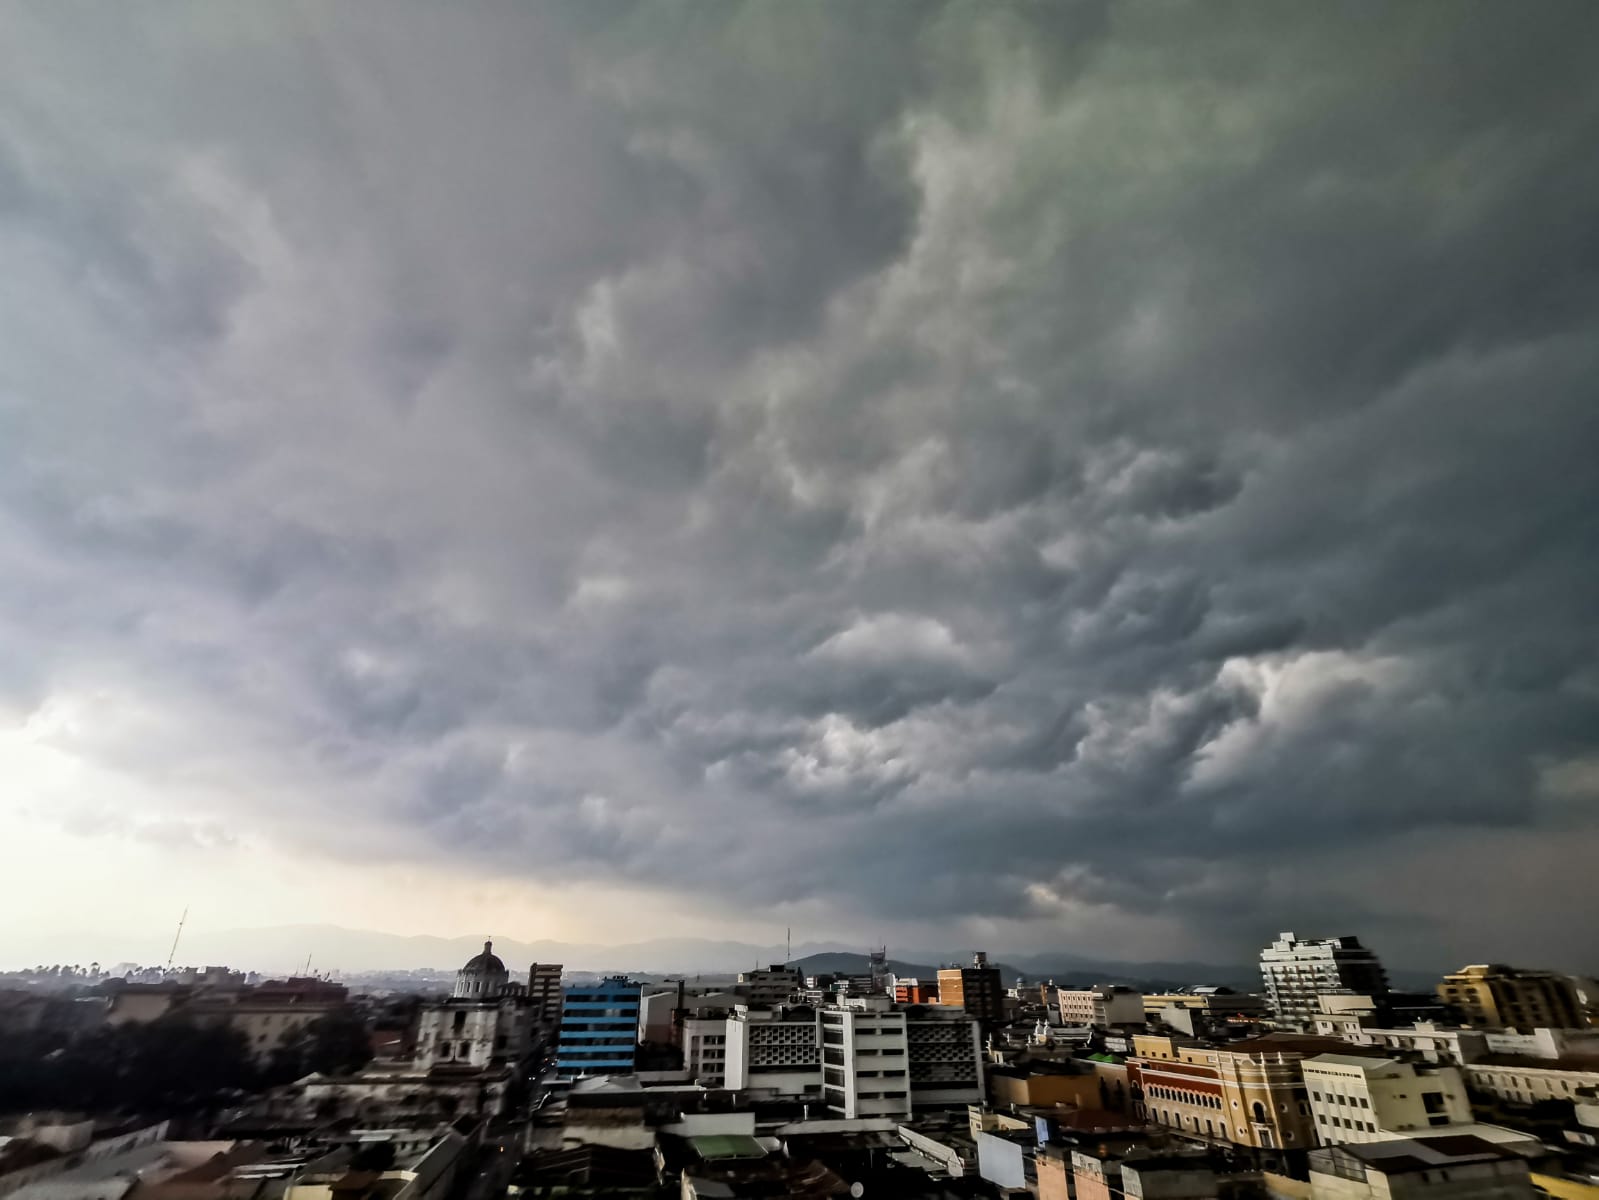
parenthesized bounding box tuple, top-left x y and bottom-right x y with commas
(813, 995, 984, 1118)
(735, 965, 803, 1007)
(821, 998, 911, 1118)
(1322, 1022, 1489, 1067)
(1307, 1135, 1534, 1200)
(1058, 985, 1145, 1029)
(556, 977, 641, 1075)
(721, 1004, 822, 1098)
(682, 1012, 731, 1086)
(938, 952, 1005, 1030)
(1260, 933, 1389, 1032)
(1463, 1056, 1599, 1105)
(527, 963, 563, 1027)
(1438, 965, 1585, 1030)
(1131, 1033, 1349, 1151)
(1303, 1055, 1471, 1144)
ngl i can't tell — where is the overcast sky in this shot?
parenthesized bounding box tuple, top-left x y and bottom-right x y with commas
(3, 3, 1597, 973)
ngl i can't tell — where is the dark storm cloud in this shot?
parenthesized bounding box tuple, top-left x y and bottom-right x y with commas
(3, 1, 1597, 966)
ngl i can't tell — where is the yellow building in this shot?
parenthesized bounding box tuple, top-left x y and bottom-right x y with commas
(989, 1067, 1103, 1110)
(1439, 965, 1584, 1030)
(1133, 1033, 1351, 1151)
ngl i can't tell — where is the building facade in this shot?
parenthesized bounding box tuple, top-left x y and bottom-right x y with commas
(938, 953, 1005, 1029)
(527, 963, 563, 1027)
(1260, 933, 1389, 1032)
(1058, 986, 1145, 1029)
(1439, 965, 1585, 1031)
(721, 1005, 821, 1097)
(1303, 1055, 1471, 1144)
(1307, 1136, 1534, 1200)
(1132, 1034, 1336, 1151)
(735, 965, 802, 1007)
(1463, 1059, 1599, 1105)
(415, 943, 536, 1070)
(556, 977, 642, 1075)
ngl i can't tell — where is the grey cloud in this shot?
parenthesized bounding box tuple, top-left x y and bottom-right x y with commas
(2, 1, 1597, 968)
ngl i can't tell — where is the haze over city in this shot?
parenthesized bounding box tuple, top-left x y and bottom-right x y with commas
(3, 2, 1598, 975)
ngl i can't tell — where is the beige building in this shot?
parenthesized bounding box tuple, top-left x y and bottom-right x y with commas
(1058, 986, 1144, 1029)
(1439, 965, 1584, 1030)
(988, 1066, 1103, 1110)
(1133, 1034, 1349, 1151)
(1463, 1058, 1599, 1105)
(1303, 1055, 1470, 1144)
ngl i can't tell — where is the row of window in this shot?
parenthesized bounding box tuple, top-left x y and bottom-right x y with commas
(1319, 1114, 1377, 1132)
(1146, 1085, 1222, 1109)
(1310, 1090, 1370, 1108)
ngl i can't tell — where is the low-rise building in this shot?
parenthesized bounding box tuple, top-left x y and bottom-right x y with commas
(1463, 1055, 1599, 1105)
(989, 1064, 1103, 1110)
(1306, 1134, 1534, 1200)
(1322, 1022, 1488, 1066)
(1302, 1056, 1471, 1144)
(1071, 1150, 1223, 1200)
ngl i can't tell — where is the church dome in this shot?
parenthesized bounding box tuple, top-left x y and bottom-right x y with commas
(453, 940, 511, 1000)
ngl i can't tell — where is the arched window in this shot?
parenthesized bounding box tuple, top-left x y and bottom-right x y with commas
(1252, 1101, 1267, 1123)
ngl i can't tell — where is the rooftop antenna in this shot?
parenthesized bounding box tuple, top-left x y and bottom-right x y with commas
(302, 952, 314, 977)
(786, 927, 792, 966)
(165, 906, 189, 972)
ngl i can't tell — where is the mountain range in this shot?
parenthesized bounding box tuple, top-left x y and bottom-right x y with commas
(0, 923, 1390, 990)
(4, 923, 1443, 991)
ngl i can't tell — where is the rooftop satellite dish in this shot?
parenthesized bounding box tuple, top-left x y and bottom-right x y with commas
(849, 1184, 864, 1199)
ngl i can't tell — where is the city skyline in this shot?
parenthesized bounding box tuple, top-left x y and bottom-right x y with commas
(3, 4, 1598, 969)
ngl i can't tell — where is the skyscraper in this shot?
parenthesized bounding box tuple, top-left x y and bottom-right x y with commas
(1260, 932, 1389, 1031)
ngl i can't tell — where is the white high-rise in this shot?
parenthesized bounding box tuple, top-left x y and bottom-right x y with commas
(1260, 932, 1389, 1031)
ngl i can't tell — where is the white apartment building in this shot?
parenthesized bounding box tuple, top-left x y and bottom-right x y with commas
(1321, 1022, 1488, 1066)
(1057, 985, 1145, 1029)
(1303, 1055, 1471, 1145)
(1260, 933, 1389, 1032)
(815, 996, 984, 1119)
(822, 998, 912, 1118)
(721, 1005, 821, 1097)
(682, 1013, 730, 1087)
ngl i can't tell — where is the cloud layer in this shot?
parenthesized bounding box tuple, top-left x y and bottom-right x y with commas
(3, 2, 1597, 968)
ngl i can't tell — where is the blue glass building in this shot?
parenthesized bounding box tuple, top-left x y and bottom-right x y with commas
(556, 976, 642, 1074)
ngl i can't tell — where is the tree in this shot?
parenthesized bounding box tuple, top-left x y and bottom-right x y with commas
(263, 1007, 373, 1085)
